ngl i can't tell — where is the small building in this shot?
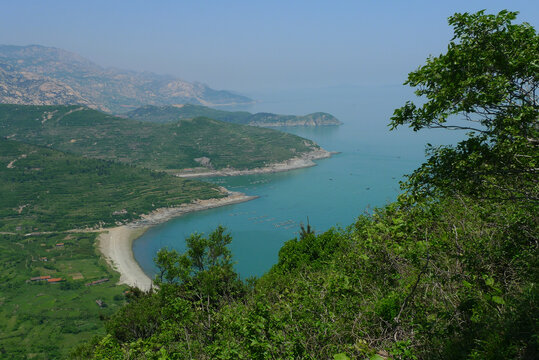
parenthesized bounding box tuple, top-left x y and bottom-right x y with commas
(47, 278, 64, 283)
(30, 275, 51, 281)
(86, 278, 109, 286)
(55, 243, 65, 247)
(40, 257, 48, 262)
(96, 299, 105, 307)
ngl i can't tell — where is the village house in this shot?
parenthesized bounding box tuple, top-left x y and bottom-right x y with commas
(30, 275, 51, 281)
(86, 278, 109, 286)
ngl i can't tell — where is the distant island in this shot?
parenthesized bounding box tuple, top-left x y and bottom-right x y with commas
(127, 104, 343, 127)
(0, 45, 253, 113)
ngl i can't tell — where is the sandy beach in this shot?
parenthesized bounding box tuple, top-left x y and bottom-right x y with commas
(98, 226, 153, 291)
(98, 190, 257, 291)
(175, 148, 334, 178)
(97, 149, 330, 290)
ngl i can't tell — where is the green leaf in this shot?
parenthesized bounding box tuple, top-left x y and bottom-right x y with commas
(333, 353, 351, 360)
(492, 296, 505, 305)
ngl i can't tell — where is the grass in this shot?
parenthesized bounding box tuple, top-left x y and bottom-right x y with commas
(0, 231, 127, 360)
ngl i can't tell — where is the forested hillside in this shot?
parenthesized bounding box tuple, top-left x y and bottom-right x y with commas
(0, 105, 321, 171)
(76, 11, 538, 359)
(0, 139, 223, 232)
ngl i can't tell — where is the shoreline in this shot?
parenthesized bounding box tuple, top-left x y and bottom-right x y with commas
(97, 149, 333, 290)
(97, 190, 257, 291)
(175, 148, 335, 178)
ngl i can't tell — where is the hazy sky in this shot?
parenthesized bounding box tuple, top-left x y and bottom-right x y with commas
(1, 0, 537, 93)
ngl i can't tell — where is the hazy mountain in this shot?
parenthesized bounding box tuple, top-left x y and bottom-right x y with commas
(0, 45, 253, 113)
(0, 62, 94, 107)
(127, 104, 343, 127)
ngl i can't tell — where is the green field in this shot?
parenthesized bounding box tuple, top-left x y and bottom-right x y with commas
(0, 231, 128, 359)
(0, 104, 319, 171)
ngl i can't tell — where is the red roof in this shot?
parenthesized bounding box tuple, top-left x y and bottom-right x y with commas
(30, 275, 51, 281)
(47, 278, 63, 283)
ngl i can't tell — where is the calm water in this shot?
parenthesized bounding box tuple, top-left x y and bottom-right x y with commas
(133, 86, 459, 279)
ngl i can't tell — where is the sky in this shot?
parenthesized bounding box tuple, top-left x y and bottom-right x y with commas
(1, 0, 538, 93)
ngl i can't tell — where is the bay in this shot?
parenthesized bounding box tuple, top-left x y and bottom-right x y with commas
(133, 85, 460, 279)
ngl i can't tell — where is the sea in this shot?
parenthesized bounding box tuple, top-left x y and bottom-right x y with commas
(133, 85, 461, 279)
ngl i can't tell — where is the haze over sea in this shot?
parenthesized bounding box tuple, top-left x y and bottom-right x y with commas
(133, 85, 461, 278)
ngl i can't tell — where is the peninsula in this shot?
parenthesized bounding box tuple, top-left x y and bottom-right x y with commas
(127, 104, 343, 127)
(0, 104, 330, 173)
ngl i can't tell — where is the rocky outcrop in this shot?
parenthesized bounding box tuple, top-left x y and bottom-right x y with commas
(0, 45, 253, 113)
(0, 62, 95, 108)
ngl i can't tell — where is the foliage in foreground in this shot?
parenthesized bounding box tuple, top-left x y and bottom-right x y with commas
(391, 10, 538, 202)
(75, 195, 537, 359)
(76, 10, 538, 359)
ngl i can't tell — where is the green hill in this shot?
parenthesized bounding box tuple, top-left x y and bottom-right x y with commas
(126, 104, 343, 127)
(0, 104, 321, 171)
(0, 139, 223, 232)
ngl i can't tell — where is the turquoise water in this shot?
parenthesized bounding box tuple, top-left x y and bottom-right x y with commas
(133, 86, 460, 279)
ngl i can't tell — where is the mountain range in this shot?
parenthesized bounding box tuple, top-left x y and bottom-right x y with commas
(0, 45, 253, 113)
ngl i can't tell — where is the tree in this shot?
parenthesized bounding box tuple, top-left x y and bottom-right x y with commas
(154, 225, 242, 301)
(391, 10, 538, 202)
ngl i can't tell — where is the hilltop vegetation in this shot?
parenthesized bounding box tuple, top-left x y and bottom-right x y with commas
(77, 11, 538, 359)
(0, 104, 320, 172)
(0, 139, 223, 232)
(0, 45, 252, 113)
(127, 104, 342, 127)
(74, 195, 537, 360)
